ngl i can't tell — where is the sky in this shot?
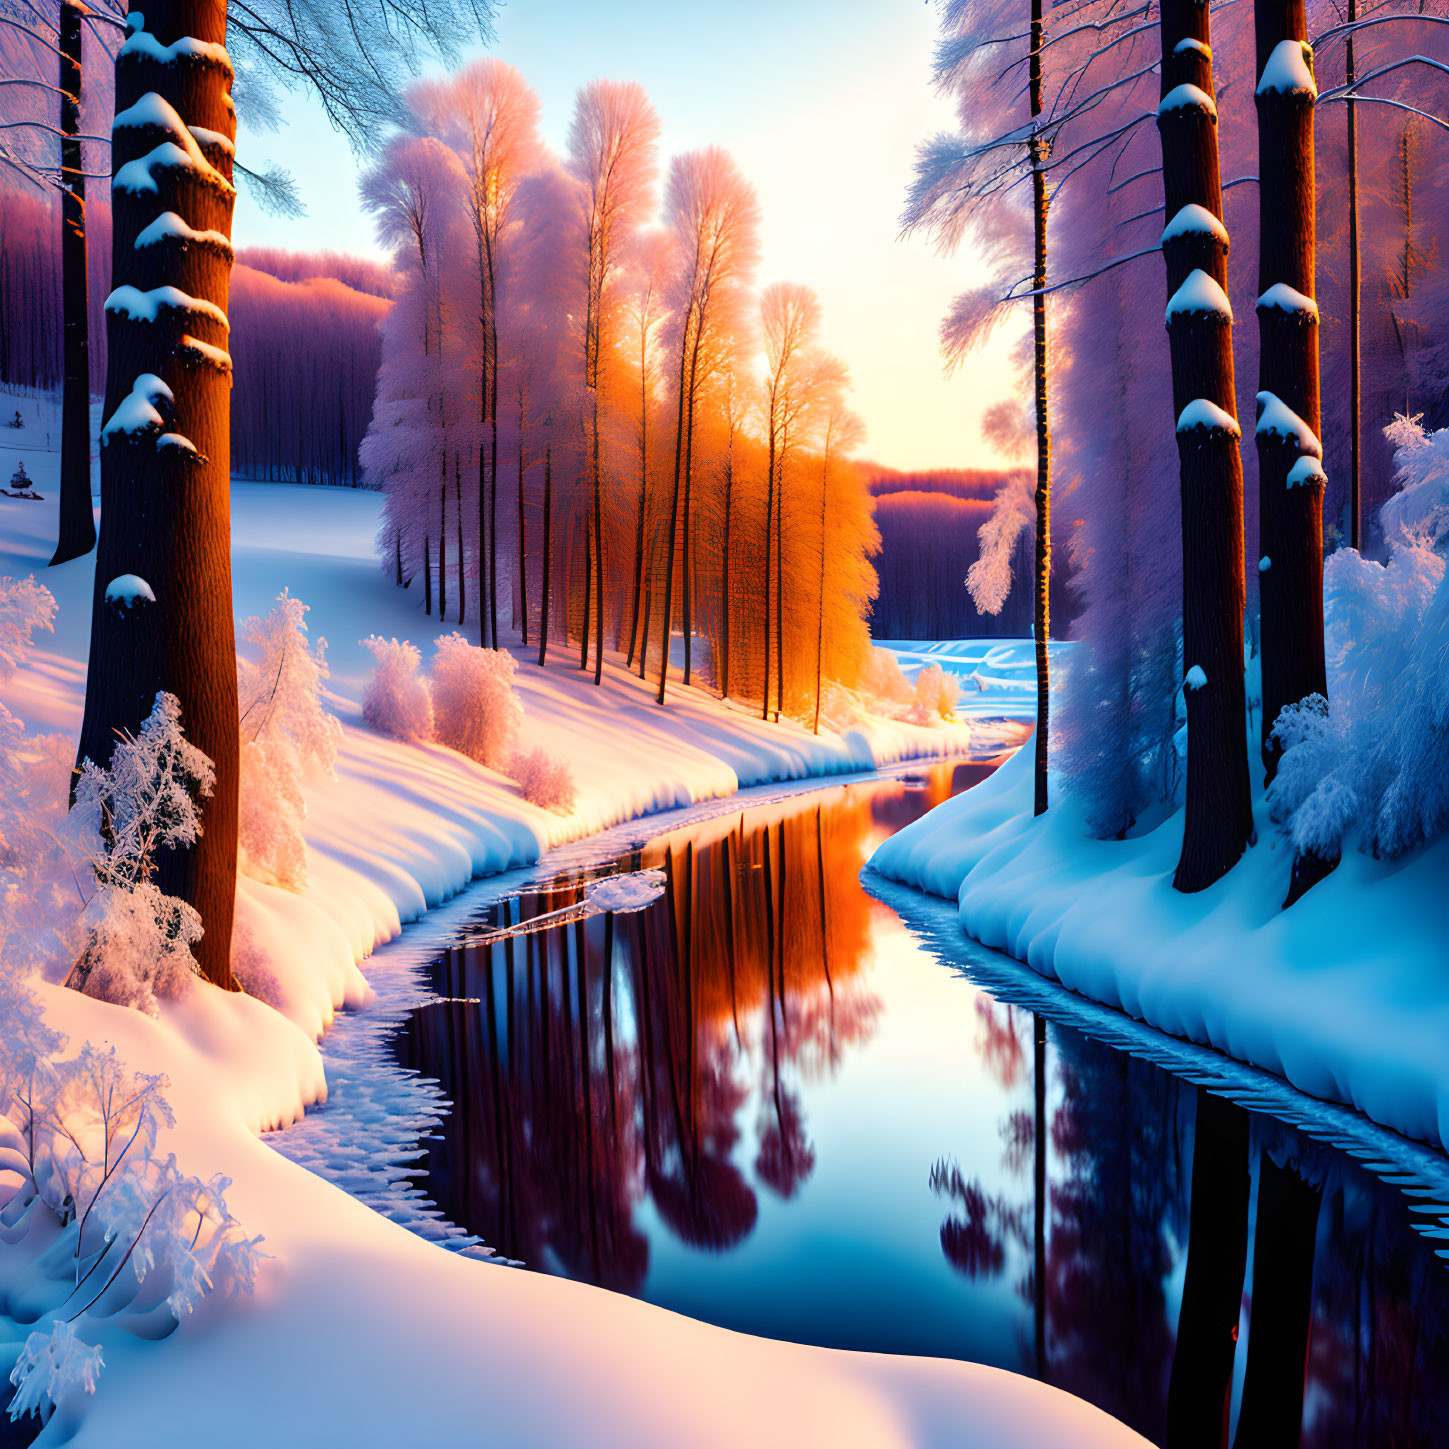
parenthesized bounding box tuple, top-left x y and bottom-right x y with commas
(232, 0, 1026, 473)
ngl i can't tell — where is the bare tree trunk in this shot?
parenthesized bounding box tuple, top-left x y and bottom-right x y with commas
(1256, 0, 1327, 794)
(1346, 0, 1361, 553)
(1030, 0, 1051, 818)
(593, 400, 604, 683)
(538, 448, 551, 666)
(580, 511, 592, 670)
(1156, 0, 1254, 892)
(1232, 1156, 1321, 1448)
(77, 0, 239, 986)
(424, 532, 432, 616)
(52, 0, 96, 568)
(762, 427, 776, 721)
(722, 437, 733, 701)
(627, 370, 648, 667)
(773, 434, 784, 720)
(455, 453, 465, 626)
(813, 451, 828, 735)
(657, 319, 693, 705)
(488, 262, 500, 650)
(517, 393, 528, 647)
(438, 450, 448, 622)
(1167, 1090, 1250, 1446)
(682, 324, 704, 690)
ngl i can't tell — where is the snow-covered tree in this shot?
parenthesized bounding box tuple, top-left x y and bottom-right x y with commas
(236, 591, 340, 890)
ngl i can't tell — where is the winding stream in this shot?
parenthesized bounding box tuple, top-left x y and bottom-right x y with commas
(275, 761, 1449, 1447)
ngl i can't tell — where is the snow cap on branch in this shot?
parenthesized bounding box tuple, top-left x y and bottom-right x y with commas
(1257, 282, 1318, 321)
(1177, 398, 1241, 437)
(1161, 203, 1229, 250)
(1287, 455, 1327, 488)
(1166, 268, 1233, 323)
(1256, 391, 1323, 455)
(101, 373, 173, 445)
(1158, 84, 1218, 120)
(1257, 39, 1317, 98)
(104, 575, 156, 610)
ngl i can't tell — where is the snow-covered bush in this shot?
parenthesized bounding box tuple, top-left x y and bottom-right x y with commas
(858, 647, 914, 710)
(360, 635, 434, 742)
(430, 633, 523, 767)
(509, 746, 577, 814)
(237, 592, 341, 889)
(1269, 419, 1449, 861)
(909, 663, 962, 724)
(229, 911, 284, 1010)
(71, 693, 214, 1014)
(2, 1046, 265, 1426)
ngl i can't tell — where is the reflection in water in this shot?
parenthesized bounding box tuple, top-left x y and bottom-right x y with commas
(395, 763, 1449, 1447)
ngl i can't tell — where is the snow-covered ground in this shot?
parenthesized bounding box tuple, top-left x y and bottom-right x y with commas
(870, 737, 1449, 1163)
(0, 403, 1144, 1447)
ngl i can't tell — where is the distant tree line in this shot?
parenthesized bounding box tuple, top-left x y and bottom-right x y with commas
(361, 63, 881, 720)
(0, 197, 388, 490)
(865, 466, 1054, 639)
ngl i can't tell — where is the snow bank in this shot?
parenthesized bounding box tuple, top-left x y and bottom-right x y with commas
(0, 418, 1142, 1446)
(871, 736, 1449, 1155)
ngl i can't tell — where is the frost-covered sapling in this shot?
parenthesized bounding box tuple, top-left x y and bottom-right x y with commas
(1, 1046, 265, 1426)
(430, 633, 523, 767)
(1269, 419, 1449, 866)
(237, 592, 342, 890)
(909, 664, 962, 725)
(70, 694, 215, 1015)
(508, 746, 577, 814)
(361, 636, 434, 743)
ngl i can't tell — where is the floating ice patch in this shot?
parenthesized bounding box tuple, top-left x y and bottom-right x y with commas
(1257, 282, 1318, 321)
(1167, 268, 1233, 323)
(1259, 555, 1272, 572)
(1257, 38, 1316, 97)
(1161, 203, 1229, 249)
(1158, 83, 1217, 120)
(1256, 391, 1322, 455)
(101, 372, 172, 444)
(1177, 398, 1241, 437)
(105, 575, 155, 610)
(1184, 665, 1208, 691)
(585, 869, 667, 915)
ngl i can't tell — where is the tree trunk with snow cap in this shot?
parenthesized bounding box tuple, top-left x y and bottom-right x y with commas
(52, 0, 97, 569)
(1254, 0, 1327, 789)
(76, 0, 239, 988)
(1156, 0, 1254, 892)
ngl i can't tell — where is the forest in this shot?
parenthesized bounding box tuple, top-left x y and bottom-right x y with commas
(1, 0, 1448, 1444)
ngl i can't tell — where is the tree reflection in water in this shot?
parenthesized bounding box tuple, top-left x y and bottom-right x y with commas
(396, 784, 889, 1291)
(395, 765, 1449, 1447)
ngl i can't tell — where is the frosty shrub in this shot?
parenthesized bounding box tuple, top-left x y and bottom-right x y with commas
(229, 911, 284, 1010)
(509, 746, 578, 814)
(361, 635, 434, 742)
(237, 592, 342, 890)
(2, 1046, 265, 1425)
(858, 647, 914, 709)
(1269, 419, 1449, 861)
(909, 663, 962, 724)
(7, 1320, 103, 1425)
(0, 574, 55, 684)
(430, 633, 523, 767)
(71, 693, 214, 1014)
